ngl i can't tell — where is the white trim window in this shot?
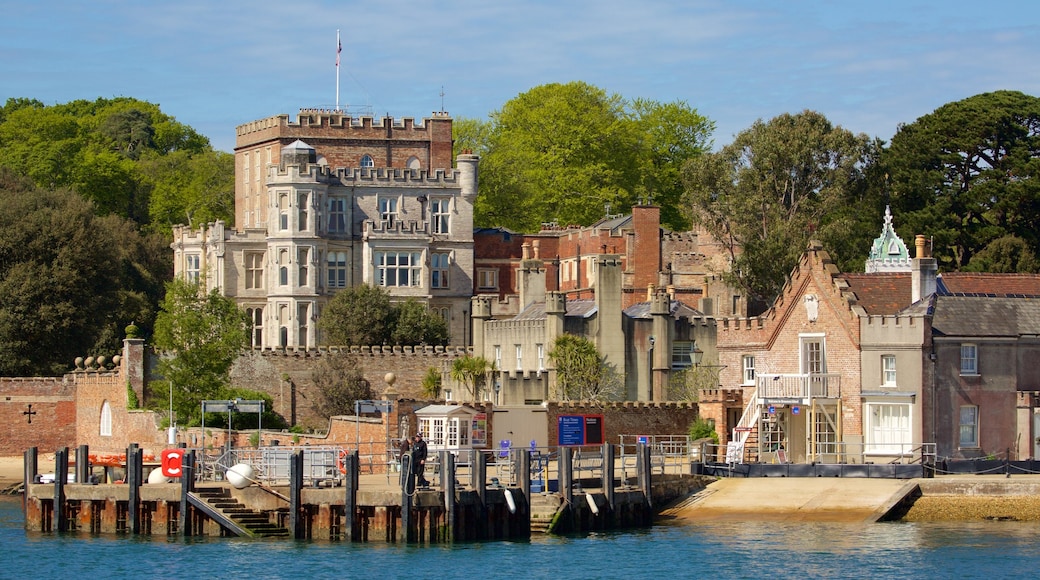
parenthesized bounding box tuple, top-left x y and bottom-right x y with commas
(431, 252, 450, 288)
(327, 251, 348, 288)
(959, 405, 979, 448)
(327, 197, 347, 234)
(297, 192, 310, 232)
(247, 307, 263, 348)
(100, 401, 112, 437)
(865, 402, 911, 455)
(278, 193, 289, 231)
(477, 269, 499, 291)
(378, 197, 398, 227)
(245, 252, 264, 290)
(185, 254, 201, 284)
(360, 154, 374, 169)
(494, 345, 502, 373)
(537, 344, 545, 373)
(297, 247, 310, 287)
(671, 342, 694, 370)
(374, 250, 422, 287)
(431, 197, 450, 234)
(960, 344, 978, 375)
(515, 344, 523, 371)
(882, 355, 897, 387)
(742, 355, 756, 385)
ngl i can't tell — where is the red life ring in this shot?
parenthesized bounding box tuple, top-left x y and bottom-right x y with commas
(338, 450, 349, 475)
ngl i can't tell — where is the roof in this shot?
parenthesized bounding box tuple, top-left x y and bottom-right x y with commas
(928, 295, 1040, 337)
(841, 273, 912, 315)
(414, 404, 478, 417)
(623, 299, 702, 320)
(513, 299, 598, 321)
(937, 273, 1040, 297)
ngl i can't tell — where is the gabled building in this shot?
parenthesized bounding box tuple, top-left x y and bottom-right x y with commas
(172, 111, 477, 348)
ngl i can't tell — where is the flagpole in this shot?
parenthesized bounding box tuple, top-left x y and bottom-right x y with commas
(335, 30, 341, 111)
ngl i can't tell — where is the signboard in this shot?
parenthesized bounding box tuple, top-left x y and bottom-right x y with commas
(202, 399, 264, 414)
(471, 413, 487, 446)
(160, 449, 185, 478)
(768, 405, 775, 415)
(792, 406, 800, 415)
(557, 414, 605, 446)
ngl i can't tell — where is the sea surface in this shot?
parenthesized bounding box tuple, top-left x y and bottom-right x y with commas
(3, 495, 1039, 579)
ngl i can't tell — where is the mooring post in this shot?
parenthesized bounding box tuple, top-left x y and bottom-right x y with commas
(289, 450, 303, 539)
(519, 448, 531, 502)
(475, 450, 488, 540)
(602, 442, 615, 513)
(444, 451, 455, 543)
(560, 446, 573, 504)
(76, 445, 89, 484)
(53, 447, 68, 532)
(179, 450, 196, 536)
(128, 446, 143, 535)
(401, 451, 414, 543)
(344, 450, 359, 542)
(24, 447, 37, 517)
(640, 443, 653, 522)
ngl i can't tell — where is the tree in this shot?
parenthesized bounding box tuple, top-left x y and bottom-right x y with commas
(472, 82, 712, 232)
(151, 278, 250, 426)
(884, 90, 1040, 271)
(318, 285, 451, 347)
(421, 366, 443, 399)
(682, 110, 874, 304)
(450, 355, 496, 402)
(312, 354, 372, 420)
(964, 235, 1040, 273)
(548, 334, 624, 401)
(0, 169, 168, 375)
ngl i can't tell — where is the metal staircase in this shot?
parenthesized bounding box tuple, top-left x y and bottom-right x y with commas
(188, 486, 291, 538)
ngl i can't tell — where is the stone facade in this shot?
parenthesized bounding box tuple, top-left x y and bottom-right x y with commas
(173, 111, 476, 348)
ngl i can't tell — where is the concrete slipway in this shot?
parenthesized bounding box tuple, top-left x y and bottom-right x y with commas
(658, 477, 918, 523)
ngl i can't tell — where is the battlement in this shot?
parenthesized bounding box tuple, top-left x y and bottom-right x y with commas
(236, 112, 449, 139)
(549, 400, 697, 410)
(249, 345, 471, 357)
(267, 162, 461, 186)
(363, 219, 431, 237)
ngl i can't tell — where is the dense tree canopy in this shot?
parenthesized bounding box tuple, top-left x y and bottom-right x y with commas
(464, 82, 713, 232)
(884, 90, 1040, 272)
(547, 334, 623, 402)
(0, 169, 168, 375)
(682, 110, 876, 305)
(318, 285, 450, 347)
(0, 97, 233, 233)
(312, 354, 372, 421)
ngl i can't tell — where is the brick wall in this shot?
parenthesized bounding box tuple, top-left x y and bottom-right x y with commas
(0, 377, 76, 456)
(545, 401, 699, 446)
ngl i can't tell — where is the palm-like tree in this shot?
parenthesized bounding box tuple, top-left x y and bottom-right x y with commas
(450, 355, 496, 402)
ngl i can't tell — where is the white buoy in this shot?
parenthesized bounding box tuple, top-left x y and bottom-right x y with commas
(147, 469, 171, 484)
(586, 493, 600, 515)
(226, 463, 255, 489)
(504, 488, 516, 514)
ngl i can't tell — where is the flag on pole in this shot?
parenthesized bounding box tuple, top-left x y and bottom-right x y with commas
(336, 36, 342, 67)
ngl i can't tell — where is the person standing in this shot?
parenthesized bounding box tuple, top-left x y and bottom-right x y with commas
(412, 433, 428, 487)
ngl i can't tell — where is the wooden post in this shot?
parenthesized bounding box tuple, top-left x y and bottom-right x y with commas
(560, 446, 573, 505)
(443, 451, 455, 543)
(289, 450, 303, 539)
(179, 451, 195, 536)
(344, 450, 359, 542)
(640, 443, 652, 516)
(602, 442, 615, 513)
(519, 449, 531, 501)
(475, 450, 487, 540)
(127, 446, 143, 535)
(23, 447, 37, 518)
(76, 445, 89, 484)
(53, 447, 68, 532)
(400, 451, 413, 543)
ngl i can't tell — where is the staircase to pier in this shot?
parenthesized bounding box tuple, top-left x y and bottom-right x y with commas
(188, 486, 291, 538)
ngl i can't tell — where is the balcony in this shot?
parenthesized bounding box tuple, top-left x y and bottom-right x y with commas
(756, 373, 841, 403)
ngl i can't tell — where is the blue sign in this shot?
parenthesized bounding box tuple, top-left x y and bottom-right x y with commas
(768, 405, 775, 415)
(792, 406, 800, 415)
(558, 415, 584, 446)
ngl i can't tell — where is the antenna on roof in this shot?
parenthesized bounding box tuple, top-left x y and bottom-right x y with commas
(440, 86, 445, 113)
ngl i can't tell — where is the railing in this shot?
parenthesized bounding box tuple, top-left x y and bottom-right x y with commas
(756, 373, 841, 400)
(702, 441, 937, 467)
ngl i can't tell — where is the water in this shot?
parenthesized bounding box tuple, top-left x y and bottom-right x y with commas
(3, 496, 1039, 579)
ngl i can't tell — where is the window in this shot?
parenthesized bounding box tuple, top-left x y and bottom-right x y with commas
(802, 338, 825, 374)
(297, 303, 310, 349)
(374, 250, 422, 287)
(360, 154, 374, 169)
(671, 342, 694, 370)
(378, 197, 398, 226)
(516, 345, 523, 371)
(327, 252, 348, 288)
(494, 345, 502, 372)
(477, 269, 498, 290)
(882, 355, 897, 386)
(431, 198, 450, 234)
(537, 344, 545, 372)
(327, 197, 347, 234)
(297, 247, 310, 287)
(247, 307, 263, 348)
(866, 403, 911, 454)
(742, 355, 756, 385)
(245, 252, 264, 290)
(431, 252, 450, 288)
(279, 194, 289, 230)
(960, 344, 978, 375)
(959, 405, 979, 448)
(278, 249, 289, 286)
(297, 192, 310, 231)
(432, 306, 450, 323)
(185, 254, 201, 284)
(407, 156, 421, 170)
(100, 401, 112, 437)
(278, 304, 289, 347)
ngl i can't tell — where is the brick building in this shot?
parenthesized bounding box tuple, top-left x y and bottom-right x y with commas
(172, 111, 477, 348)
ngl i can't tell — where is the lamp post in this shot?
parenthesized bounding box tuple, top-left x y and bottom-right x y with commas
(692, 344, 726, 387)
(648, 336, 656, 402)
(168, 383, 176, 444)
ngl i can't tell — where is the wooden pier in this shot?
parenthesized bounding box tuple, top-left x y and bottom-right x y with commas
(22, 445, 706, 542)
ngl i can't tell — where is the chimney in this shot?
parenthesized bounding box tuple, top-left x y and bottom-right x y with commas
(911, 234, 937, 303)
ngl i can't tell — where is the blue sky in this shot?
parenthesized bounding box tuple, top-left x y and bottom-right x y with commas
(2, 1, 1038, 153)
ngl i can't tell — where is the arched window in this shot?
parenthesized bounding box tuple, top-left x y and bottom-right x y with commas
(360, 155, 374, 168)
(407, 156, 421, 170)
(100, 401, 112, 437)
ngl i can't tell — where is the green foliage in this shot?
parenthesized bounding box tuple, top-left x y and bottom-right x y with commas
(0, 169, 168, 375)
(450, 355, 496, 402)
(547, 334, 623, 401)
(126, 382, 139, 410)
(472, 82, 712, 232)
(667, 367, 722, 402)
(965, 235, 1040, 273)
(318, 285, 450, 347)
(884, 90, 1040, 271)
(312, 354, 372, 420)
(421, 366, 443, 399)
(683, 110, 874, 304)
(151, 278, 250, 426)
(688, 417, 719, 444)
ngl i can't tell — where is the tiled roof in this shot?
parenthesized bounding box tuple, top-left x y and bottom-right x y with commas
(938, 273, 1040, 297)
(623, 299, 702, 320)
(840, 273, 912, 315)
(930, 295, 1040, 337)
(512, 299, 598, 321)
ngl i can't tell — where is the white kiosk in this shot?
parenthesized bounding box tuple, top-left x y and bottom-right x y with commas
(414, 404, 487, 466)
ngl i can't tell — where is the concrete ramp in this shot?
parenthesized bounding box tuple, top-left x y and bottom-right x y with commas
(659, 478, 918, 523)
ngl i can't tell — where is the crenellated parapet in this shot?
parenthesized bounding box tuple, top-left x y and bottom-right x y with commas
(236, 112, 449, 140)
(249, 344, 472, 358)
(549, 400, 698, 411)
